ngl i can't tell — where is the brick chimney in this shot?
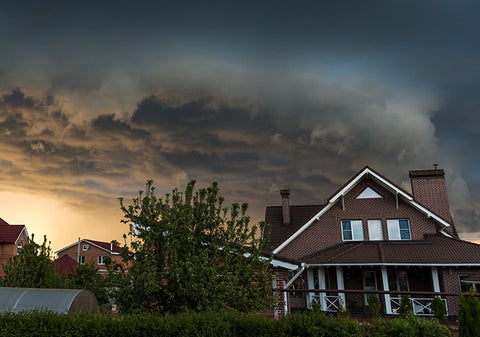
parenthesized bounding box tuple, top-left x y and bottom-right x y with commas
(409, 167, 458, 237)
(280, 189, 291, 226)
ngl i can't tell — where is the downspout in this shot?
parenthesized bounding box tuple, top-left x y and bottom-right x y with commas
(77, 237, 80, 263)
(283, 263, 306, 315)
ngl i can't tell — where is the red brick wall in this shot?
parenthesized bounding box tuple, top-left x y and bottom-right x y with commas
(57, 242, 123, 274)
(280, 177, 440, 259)
(410, 171, 452, 223)
(0, 231, 29, 277)
(439, 267, 478, 317)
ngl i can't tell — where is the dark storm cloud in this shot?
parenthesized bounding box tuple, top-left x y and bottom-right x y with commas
(0, 1, 479, 238)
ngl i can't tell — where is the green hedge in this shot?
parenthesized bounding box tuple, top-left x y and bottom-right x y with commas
(0, 310, 451, 337)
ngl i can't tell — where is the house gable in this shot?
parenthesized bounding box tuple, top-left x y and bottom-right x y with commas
(272, 167, 453, 257)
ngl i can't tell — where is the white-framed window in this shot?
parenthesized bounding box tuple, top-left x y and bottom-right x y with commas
(78, 255, 85, 264)
(82, 244, 89, 251)
(367, 219, 383, 241)
(387, 219, 411, 240)
(341, 220, 364, 241)
(98, 256, 105, 265)
(17, 242, 23, 254)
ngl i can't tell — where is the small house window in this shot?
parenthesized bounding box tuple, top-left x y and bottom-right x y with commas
(82, 244, 89, 251)
(367, 219, 383, 241)
(17, 242, 23, 254)
(78, 255, 85, 264)
(342, 220, 364, 241)
(387, 219, 411, 240)
(98, 256, 105, 265)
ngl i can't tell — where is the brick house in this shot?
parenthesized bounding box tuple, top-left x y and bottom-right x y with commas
(0, 218, 29, 277)
(55, 239, 122, 276)
(266, 166, 480, 318)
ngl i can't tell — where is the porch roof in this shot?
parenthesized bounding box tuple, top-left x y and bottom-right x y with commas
(301, 234, 480, 266)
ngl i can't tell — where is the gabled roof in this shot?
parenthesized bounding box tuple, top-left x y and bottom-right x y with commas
(302, 234, 480, 266)
(272, 166, 453, 254)
(0, 218, 27, 244)
(55, 254, 78, 277)
(265, 205, 323, 249)
(55, 239, 121, 255)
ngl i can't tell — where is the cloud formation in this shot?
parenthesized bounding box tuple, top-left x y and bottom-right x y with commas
(0, 1, 479, 248)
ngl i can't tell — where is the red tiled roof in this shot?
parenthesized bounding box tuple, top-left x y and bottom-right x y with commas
(0, 218, 11, 226)
(265, 204, 324, 250)
(0, 224, 26, 243)
(301, 234, 480, 265)
(55, 254, 78, 277)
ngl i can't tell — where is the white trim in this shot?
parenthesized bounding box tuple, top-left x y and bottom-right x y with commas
(432, 267, 441, 292)
(381, 266, 392, 314)
(271, 258, 299, 270)
(284, 263, 306, 289)
(13, 226, 28, 245)
(273, 167, 452, 254)
(55, 239, 120, 255)
(307, 263, 480, 267)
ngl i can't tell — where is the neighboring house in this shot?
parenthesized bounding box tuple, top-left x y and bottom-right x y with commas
(55, 239, 122, 276)
(266, 166, 480, 318)
(0, 218, 29, 277)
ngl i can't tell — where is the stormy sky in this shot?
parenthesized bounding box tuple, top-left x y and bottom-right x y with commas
(1, 1, 480, 250)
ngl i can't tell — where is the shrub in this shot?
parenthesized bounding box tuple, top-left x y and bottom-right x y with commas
(458, 290, 480, 337)
(431, 297, 447, 323)
(367, 295, 381, 318)
(397, 295, 413, 318)
(368, 315, 451, 337)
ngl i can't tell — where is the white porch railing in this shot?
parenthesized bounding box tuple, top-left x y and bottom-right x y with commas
(390, 296, 448, 316)
(307, 294, 343, 312)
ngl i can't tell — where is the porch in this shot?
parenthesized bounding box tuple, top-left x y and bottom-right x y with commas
(288, 265, 448, 316)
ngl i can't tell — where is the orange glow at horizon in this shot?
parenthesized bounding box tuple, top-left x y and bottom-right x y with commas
(0, 191, 125, 254)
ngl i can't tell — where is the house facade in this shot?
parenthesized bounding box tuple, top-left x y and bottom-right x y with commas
(266, 167, 480, 318)
(55, 239, 122, 276)
(0, 218, 29, 277)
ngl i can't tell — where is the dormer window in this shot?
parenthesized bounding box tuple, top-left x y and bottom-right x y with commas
(387, 219, 411, 240)
(342, 220, 364, 241)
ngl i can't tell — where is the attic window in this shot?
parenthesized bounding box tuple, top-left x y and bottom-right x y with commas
(82, 244, 89, 251)
(356, 187, 383, 199)
(17, 242, 23, 254)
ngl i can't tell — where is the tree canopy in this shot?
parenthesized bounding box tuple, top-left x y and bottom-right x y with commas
(112, 180, 272, 314)
(1, 234, 63, 288)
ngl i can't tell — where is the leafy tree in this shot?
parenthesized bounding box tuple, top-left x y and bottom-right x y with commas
(66, 262, 109, 305)
(112, 180, 272, 314)
(1, 234, 64, 288)
(458, 290, 480, 337)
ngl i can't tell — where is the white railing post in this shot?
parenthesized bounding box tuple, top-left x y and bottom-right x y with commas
(381, 266, 392, 314)
(318, 267, 327, 311)
(307, 268, 314, 308)
(336, 266, 345, 310)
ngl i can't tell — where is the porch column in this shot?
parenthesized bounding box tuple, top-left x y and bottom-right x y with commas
(431, 266, 441, 293)
(318, 267, 327, 311)
(336, 266, 345, 310)
(307, 268, 314, 308)
(381, 266, 392, 314)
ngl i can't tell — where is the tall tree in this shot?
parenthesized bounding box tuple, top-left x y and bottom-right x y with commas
(1, 234, 64, 288)
(112, 180, 272, 314)
(66, 263, 109, 305)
